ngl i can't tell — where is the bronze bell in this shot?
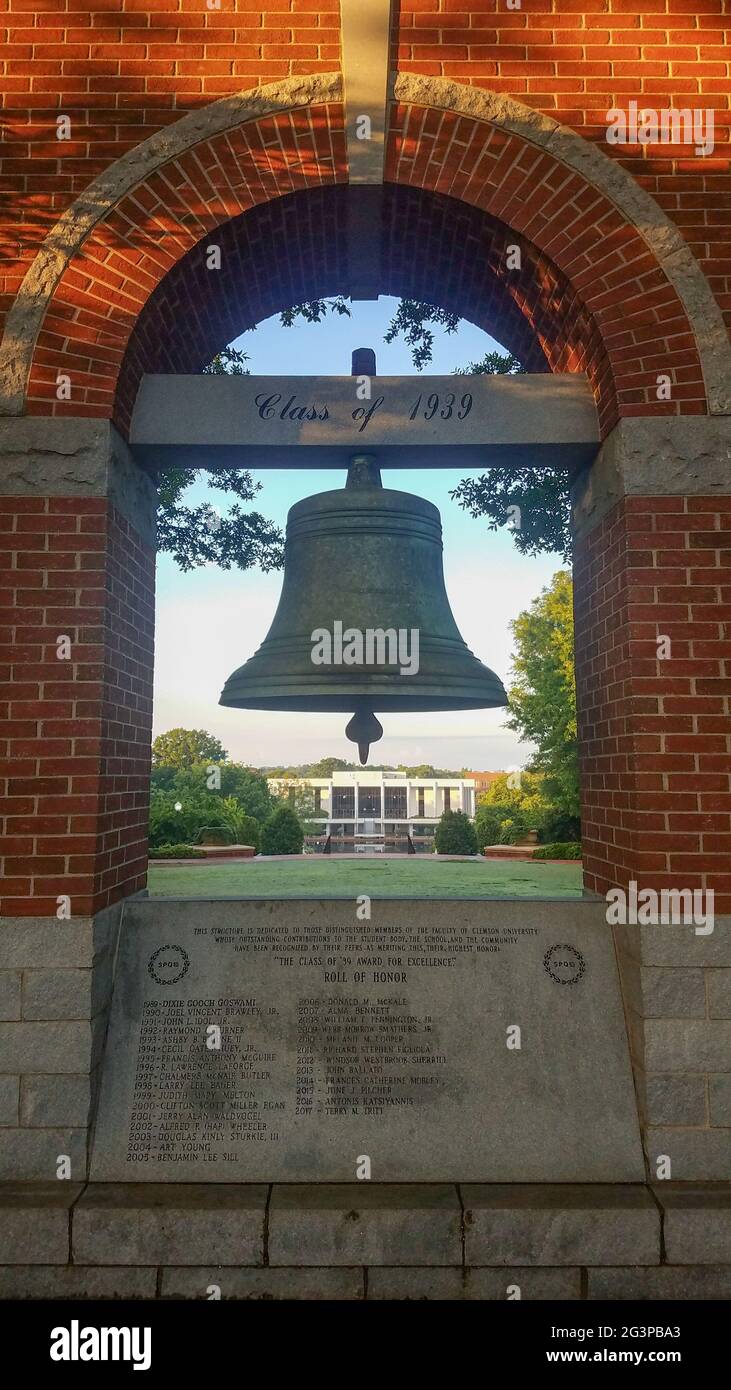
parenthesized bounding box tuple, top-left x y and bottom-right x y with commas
(220, 455, 507, 762)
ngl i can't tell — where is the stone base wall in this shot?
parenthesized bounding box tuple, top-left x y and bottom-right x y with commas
(0, 903, 123, 1180)
(1, 1183, 730, 1300)
(613, 919, 731, 1181)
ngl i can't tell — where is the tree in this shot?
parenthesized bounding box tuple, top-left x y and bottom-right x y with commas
(451, 467, 572, 564)
(506, 571, 579, 820)
(453, 350, 524, 377)
(152, 727, 228, 769)
(156, 464, 284, 574)
(273, 778, 328, 834)
(150, 761, 273, 822)
(307, 757, 350, 778)
(434, 809, 478, 856)
(157, 346, 286, 572)
(450, 347, 573, 560)
(217, 765, 273, 822)
(477, 770, 549, 816)
(384, 299, 460, 370)
(475, 802, 515, 848)
(204, 345, 250, 375)
(474, 771, 551, 849)
(260, 805, 304, 855)
(279, 298, 352, 329)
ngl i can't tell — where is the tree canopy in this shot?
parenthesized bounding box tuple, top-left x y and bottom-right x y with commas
(506, 571, 579, 819)
(151, 727, 228, 769)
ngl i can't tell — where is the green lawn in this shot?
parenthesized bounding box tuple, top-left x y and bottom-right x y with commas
(147, 856, 583, 899)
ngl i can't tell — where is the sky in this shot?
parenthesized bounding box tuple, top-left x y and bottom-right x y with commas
(154, 298, 565, 771)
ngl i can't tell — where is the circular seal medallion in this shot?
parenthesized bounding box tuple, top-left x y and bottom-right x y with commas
(543, 943, 585, 985)
(147, 944, 190, 985)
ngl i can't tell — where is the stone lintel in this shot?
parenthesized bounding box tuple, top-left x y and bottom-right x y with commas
(129, 371, 599, 471)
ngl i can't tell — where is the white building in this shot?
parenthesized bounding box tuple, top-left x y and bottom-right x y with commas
(267, 770, 476, 851)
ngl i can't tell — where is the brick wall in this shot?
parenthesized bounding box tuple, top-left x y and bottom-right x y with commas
(2, 1, 729, 350)
(0, 497, 155, 917)
(574, 493, 731, 915)
(397, 0, 731, 332)
(14, 100, 710, 430)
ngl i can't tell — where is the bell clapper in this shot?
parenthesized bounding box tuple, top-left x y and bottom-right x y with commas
(345, 705, 383, 765)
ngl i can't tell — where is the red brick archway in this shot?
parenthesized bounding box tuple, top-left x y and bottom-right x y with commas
(17, 94, 708, 436)
(1, 80, 730, 927)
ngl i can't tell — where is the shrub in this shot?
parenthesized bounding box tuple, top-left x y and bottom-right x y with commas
(533, 841, 582, 861)
(149, 791, 263, 851)
(149, 793, 224, 849)
(475, 801, 527, 847)
(434, 809, 478, 855)
(260, 806, 304, 856)
(226, 812, 261, 852)
(195, 825, 235, 846)
(538, 809, 581, 844)
(497, 817, 523, 845)
(149, 844, 207, 859)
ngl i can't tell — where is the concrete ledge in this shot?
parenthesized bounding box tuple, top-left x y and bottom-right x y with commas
(0, 1183, 83, 1264)
(268, 1185, 462, 1266)
(2, 1260, 730, 1300)
(461, 1185, 660, 1267)
(0, 1129, 87, 1182)
(5, 1183, 731, 1293)
(160, 1266, 364, 1300)
(657, 1185, 731, 1264)
(368, 1266, 581, 1300)
(588, 1266, 731, 1300)
(0, 1265, 157, 1299)
(73, 1184, 268, 1267)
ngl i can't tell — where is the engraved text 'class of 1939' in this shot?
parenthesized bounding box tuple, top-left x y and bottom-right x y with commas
(253, 391, 475, 433)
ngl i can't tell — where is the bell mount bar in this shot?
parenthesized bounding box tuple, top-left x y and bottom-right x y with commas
(129, 350, 600, 474)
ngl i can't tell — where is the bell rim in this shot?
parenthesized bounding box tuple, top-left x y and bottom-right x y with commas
(219, 695, 508, 712)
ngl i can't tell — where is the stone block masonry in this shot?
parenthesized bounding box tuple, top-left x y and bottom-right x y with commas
(0, 1183, 729, 1300)
(0, 903, 122, 1181)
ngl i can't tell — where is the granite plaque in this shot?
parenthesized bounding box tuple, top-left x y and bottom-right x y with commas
(90, 899, 644, 1182)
